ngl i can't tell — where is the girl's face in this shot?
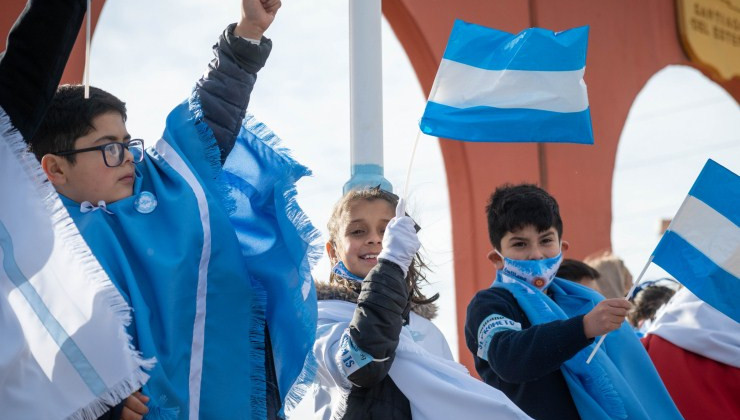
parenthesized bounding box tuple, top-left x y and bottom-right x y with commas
(327, 199, 395, 279)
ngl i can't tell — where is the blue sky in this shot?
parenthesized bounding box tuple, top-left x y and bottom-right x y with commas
(89, 0, 740, 366)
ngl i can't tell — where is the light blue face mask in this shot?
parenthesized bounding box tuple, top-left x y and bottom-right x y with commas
(331, 260, 365, 283)
(497, 250, 564, 291)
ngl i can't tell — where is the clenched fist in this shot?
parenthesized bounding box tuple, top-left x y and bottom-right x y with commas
(583, 298, 632, 338)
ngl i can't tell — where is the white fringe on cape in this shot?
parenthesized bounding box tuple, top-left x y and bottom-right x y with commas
(0, 108, 153, 420)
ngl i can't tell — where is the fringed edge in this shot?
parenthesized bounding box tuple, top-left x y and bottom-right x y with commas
(186, 90, 237, 215)
(65, 367, 153, 420)
(243, 113, 312, 182)
(249, 281, 268, 420)
(141, 395, 180, 420)
(279, 180, 323, 287)
(281, 350, 319, 417)
(241, 114, 324, 413)
(0, 107, 153, 415)
(329, 387, 351, 420)
(242, 112, 323, 291)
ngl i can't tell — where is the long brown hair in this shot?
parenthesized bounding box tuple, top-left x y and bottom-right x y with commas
(326, 187, 438, 305)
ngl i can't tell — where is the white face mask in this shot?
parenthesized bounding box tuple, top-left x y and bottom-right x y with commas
(496, 250, 564, 291)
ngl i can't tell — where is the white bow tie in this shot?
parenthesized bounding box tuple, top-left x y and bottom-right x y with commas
(80, 200, 114, 214)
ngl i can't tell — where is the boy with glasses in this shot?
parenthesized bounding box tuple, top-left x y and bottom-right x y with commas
(2, 0, 319, 419)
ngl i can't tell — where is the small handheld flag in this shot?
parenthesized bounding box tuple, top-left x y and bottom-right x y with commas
(420, 20, 593, 144)
(588, 159, 739, 363)
(651, 159, 739, 323)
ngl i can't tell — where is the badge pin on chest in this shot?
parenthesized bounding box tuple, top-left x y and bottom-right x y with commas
(134, 191, 157, 214)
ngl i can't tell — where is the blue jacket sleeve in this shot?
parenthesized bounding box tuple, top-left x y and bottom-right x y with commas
(196, 23, 272, 164)
(0, 0, 87, 141)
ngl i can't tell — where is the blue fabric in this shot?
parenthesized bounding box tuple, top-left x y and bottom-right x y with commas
(653, 231, 739, 323)
(221, 114, 321, 413)
(420, 102, 593, 144)
(652, 159, 739, 323)
(420, 20, 593, 144)
(331, 261, 365, 283)
(497, 251, 562, 291)
(60, 93, 319, 419)
(688, 159, 740, 226)
(494, 275, 682, 420)
(442, 21, 589, 71)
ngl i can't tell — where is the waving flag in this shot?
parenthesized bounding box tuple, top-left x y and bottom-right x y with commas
(652, 159, 740, 323)
(420, 20, 593, 144)
(0, 110, 152, 419)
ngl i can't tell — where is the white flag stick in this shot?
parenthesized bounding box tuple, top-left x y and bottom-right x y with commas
(586, 255, 653, 364)
(84, 0, 91, 99)
(400, 62, 446, 213)
(398, 129, 423, 215)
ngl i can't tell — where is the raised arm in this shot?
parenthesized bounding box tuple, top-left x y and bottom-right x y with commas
(0, 0, 87, 141)
(195, 0, 281, 164)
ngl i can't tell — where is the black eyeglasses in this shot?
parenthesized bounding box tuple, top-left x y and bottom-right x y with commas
(55, 139, 144, 167)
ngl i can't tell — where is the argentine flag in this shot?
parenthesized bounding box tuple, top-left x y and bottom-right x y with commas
(652, 159, 740, 323)
(0, 110, 152, 419)
(420, 20, 593, 144)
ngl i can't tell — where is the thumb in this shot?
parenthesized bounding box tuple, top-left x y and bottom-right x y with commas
(396, 198, 406, 218)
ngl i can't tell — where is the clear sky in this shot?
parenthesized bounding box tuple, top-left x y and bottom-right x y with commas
(89, 0, 740, 367)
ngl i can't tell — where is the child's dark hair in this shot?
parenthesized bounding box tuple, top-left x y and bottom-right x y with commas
(30, 84, 127, 163)
(557, 259, 600, 283)
(627, 285, 676, 328)
(486, 184, 563, 249)
(327, 187, 438, 305)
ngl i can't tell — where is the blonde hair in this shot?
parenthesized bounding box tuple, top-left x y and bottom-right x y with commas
(584, 251, 633, 299)
(326, 187, 437, 305)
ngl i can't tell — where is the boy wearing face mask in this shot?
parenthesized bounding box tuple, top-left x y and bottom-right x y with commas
(464, 184, 682, 420)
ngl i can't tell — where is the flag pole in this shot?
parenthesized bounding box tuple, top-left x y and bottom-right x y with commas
(343, 0, 391, 194)
(400, 64, 443, 213)
(84, 0, 91, 99)
(586, 255, 653, 364)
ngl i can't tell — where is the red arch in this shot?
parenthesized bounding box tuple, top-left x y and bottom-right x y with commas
(382, 0, 739, 371)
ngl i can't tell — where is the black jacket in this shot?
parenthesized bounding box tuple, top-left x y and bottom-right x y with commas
(317, 259, 438, 420)
(465, 287, 593, 420)
(0, 0, 87, 140)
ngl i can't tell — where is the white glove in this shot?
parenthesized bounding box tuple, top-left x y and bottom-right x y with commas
(378, 198, 421, 277)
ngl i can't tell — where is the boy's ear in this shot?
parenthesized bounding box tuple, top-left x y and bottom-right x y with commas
(41, 154, 68, 186)
(486, 249, 504, 270)
(561, 240, 570, 253)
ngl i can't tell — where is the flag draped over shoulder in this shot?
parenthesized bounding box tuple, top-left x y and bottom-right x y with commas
(420, 20, 593, 144)
(652, 159, 740, 323)
(221, 112, 322, 414)
(0, 108, 152, 420)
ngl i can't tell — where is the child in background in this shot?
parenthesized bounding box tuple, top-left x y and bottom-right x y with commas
(584, 251, 633, 299)
(627, 278, 678, 335)
(308, 187, 529, 420)
(465, 184, 681, 420)
(556, 258, 601, 293)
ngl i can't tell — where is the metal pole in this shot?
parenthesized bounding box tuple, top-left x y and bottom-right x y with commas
(344, 0, 392, 193)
